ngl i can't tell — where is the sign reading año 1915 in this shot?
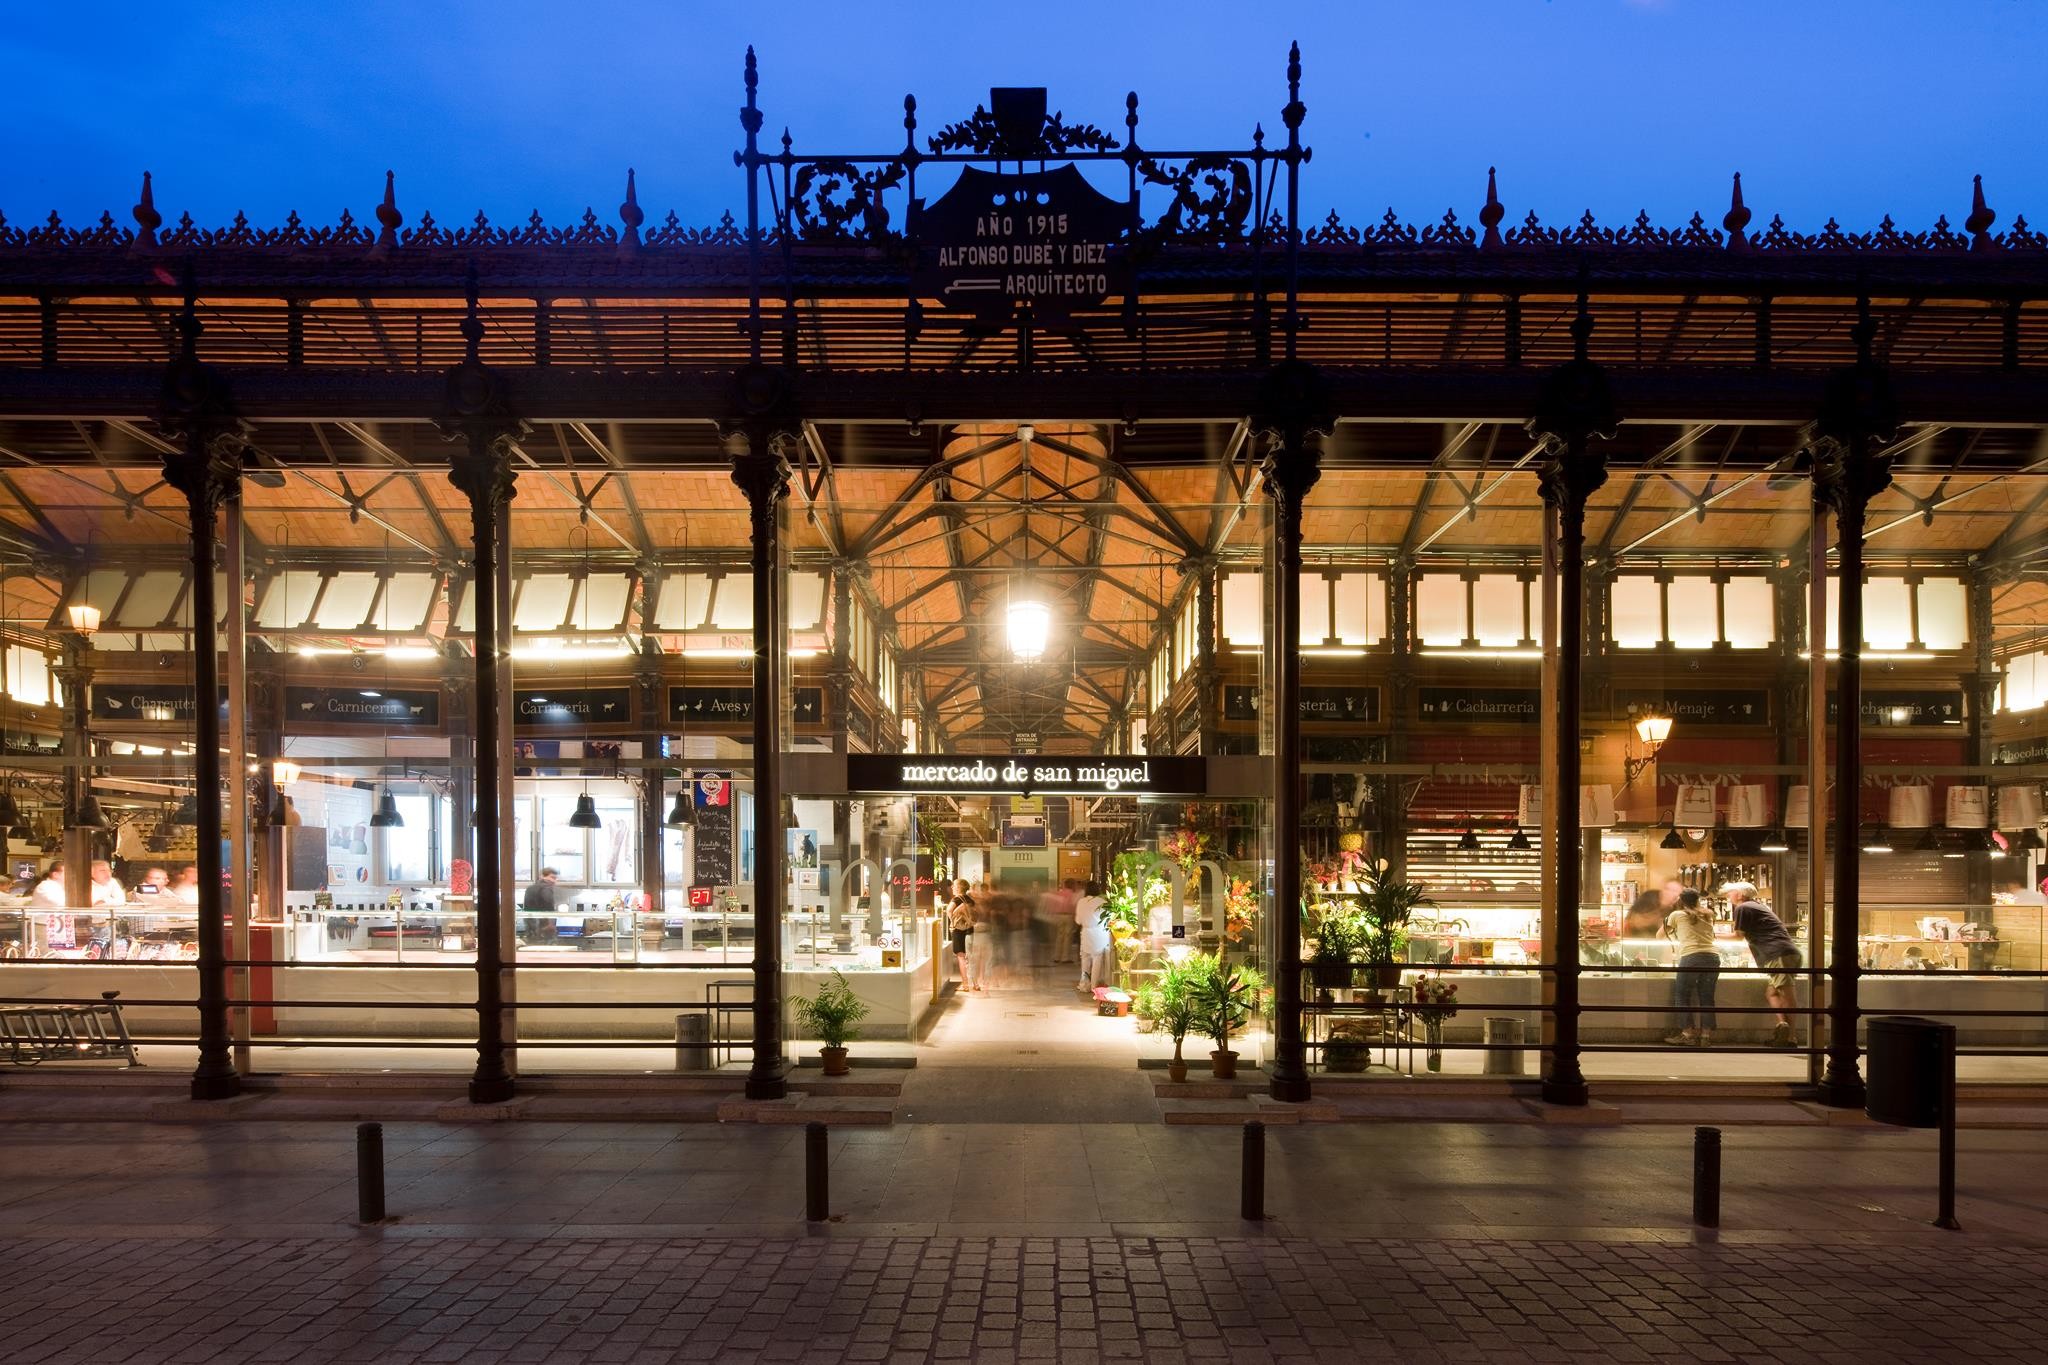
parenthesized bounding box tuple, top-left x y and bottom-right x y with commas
(911, 164, 1131, 323)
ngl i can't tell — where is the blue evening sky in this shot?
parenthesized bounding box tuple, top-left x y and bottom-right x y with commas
(4, 1, 2044, 238)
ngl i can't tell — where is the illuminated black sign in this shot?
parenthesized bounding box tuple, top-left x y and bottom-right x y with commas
(1614, 688, 1770, 726)
(1417, 686, 1539, 722)
(514, 687, 632, 727)
(90, 684, 225, 724)
(1224, 685, 1379, 723)
(848, 754, 1206, 797)
(285, 685, 440, 728)
(910, 160, 1131, 323)
(1827, 690, 1965, 727)
(669, 686, 824, 724)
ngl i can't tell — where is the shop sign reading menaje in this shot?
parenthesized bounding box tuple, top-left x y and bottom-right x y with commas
(848, 753, 1205, 797)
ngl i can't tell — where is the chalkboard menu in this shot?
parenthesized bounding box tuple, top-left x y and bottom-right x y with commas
(690, 772, 736, 887)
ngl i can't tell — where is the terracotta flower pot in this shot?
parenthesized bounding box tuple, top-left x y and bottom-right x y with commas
(1167, 1057, 1188, 1083)
(820, 1045, 850, 1077)
(1209, 1048, 1238, 1080)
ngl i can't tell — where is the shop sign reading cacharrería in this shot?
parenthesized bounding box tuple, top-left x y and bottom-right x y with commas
(848, 753, 1204, 797)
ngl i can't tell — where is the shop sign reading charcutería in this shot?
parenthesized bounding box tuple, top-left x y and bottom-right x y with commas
(848, 753, 1204, 797)
(90, 683, 226, 724)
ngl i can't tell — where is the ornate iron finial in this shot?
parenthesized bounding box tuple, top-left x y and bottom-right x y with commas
(1282, 41, 1305, 136)
(371, 170, 402, 255)
(903, 94, 917, 148)
(1723, 172, 1751, 252)
(1479, 166, 1504, 249)
(1125, 91, 1138, 145)
(741, 46, 762, 139)
(618, 168, 643, 256)
(131, 171, 161, 250)
(1253, 122, 1265, 150)
(1967, 173, 1998, 251)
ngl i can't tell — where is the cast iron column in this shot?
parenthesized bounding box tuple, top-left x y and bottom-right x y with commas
(733, 419, 796, 1100)
(638, 640, 667, 916)
(1809, 305, 1896, 1109)
(437, 269, 529, 1105)
(1528, 300, 1616, 1109)
(1253, 359, 1333, 1104)
(157, 276, 251, 1101)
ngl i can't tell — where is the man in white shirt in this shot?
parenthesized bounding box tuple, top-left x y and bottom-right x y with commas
(170, 865, 201, 905)
(28, 862, 66, 907)
(88, 860, 126, 907)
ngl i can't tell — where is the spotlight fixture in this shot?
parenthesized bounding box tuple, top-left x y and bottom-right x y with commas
(1457, 827, 1480, 852)
(664, 789, 696, 828)
(73, 795, 108, 829)
(1859, 826, 1893, 854)
(568, 792, 603, 829)
(370, 789, 404, 829)
(1506, 824, 1531, 851)
(1660, 826, 1686, 850)
(1758, 828, 1791, 854)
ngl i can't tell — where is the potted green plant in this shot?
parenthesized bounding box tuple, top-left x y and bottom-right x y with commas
(1306, 897, 1365, 995)
(1196, 956, 1263, 1080)
(1151, 954, 1203, 1083)
(793, 969, 869, 1076)
(1357, 856, 1430, 994)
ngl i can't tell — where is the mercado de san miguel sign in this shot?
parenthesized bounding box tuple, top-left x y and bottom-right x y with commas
(910, 163, 1132, 323)
(848, 754, 1205, 798)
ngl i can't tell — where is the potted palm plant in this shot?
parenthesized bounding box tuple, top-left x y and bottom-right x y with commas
(1151, 954, 1203, 1083)
(1307, 897, 1365, 996)
(1196, 957, 1263, 1079)
(1357, 857, 1429, 995)
(793, 969, 869, 1076)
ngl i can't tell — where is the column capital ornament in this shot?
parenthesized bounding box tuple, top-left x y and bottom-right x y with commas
(1251, 359, 1334, 507)
(1528, 299, 1617, 511)
(155, 270, 250, 518)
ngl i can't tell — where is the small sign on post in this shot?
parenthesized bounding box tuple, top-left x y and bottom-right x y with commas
(1864, 1015, 1962, 1231)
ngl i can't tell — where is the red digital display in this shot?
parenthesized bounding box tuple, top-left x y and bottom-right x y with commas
(687, 886, 714, 907)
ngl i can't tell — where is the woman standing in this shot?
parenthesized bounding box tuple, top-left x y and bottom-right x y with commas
(968, 878, 998, 994)
(945, 878, 976, 992)
(1663, 888, 1720, 1047)
(1074, 879, 1109, 994)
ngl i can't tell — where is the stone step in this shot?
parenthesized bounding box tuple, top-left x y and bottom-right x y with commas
(716, 1096, 896, 1125)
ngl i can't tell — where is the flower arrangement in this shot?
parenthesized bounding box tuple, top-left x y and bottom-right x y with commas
(1411, 972, 1459, 1021)
(1160, 826, 1210, 885)
(1222, 875, 1259, 945)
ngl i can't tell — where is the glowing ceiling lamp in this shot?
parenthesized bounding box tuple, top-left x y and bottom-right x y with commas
(1006, 598, 1051, 661)
(67, 603, 101, 637)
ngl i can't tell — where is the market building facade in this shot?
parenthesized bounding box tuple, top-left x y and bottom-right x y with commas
(3, 48, 2048, 1108)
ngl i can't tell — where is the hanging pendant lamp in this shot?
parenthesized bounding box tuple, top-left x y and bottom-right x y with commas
(569, 792, 602, 829)
(370, 788, 404, 829)
(73, 794, 109, 829)
(0, 787, 20, 828)
(1506, 824, 1531, 851)
(1659, 826, 1686, 850)
(664, 788, 696, 828)
(1758, 828, 1791, 854)
(1457, 827, 1480, 852)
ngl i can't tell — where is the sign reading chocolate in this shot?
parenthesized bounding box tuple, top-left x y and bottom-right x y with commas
(910, 161, 1131, 323)
(669, 686, 823, 725)
(514, 687, 632, 727)
(1417, 686, 1539, 721)
(285, 685, 440, 727)
(848, 753, 1205, 797)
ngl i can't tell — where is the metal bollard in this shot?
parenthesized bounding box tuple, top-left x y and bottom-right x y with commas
(1241, 1120, 1265, 1221)
(1692, 1126, 1720, 1229)
(357, 1121, 385, 1224)
(805, 1121, 829, 1222)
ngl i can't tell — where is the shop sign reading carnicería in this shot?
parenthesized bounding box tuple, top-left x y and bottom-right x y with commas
(848, 753, 1204, 797)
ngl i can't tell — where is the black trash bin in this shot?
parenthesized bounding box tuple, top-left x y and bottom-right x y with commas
(1864, 1015, 1955, 1128)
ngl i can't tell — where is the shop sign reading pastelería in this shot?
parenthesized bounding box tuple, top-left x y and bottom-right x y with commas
(848, 754, 1204, 797)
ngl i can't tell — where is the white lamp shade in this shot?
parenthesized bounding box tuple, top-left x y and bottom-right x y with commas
(1517, 784, 1543, 828)
(1887, 785, 1934, 829)
(1996, 785, 2043, 830)
(1673, 785, 1718, 828)
(1945, 785, 1990, 830)
(1786, 785, 1811, 828)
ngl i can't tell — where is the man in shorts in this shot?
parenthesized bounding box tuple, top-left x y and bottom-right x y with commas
(1727, 881, 1800, 1046)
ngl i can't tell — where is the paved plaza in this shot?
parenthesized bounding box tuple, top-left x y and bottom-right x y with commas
(3, 1119, 2045, 1362)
